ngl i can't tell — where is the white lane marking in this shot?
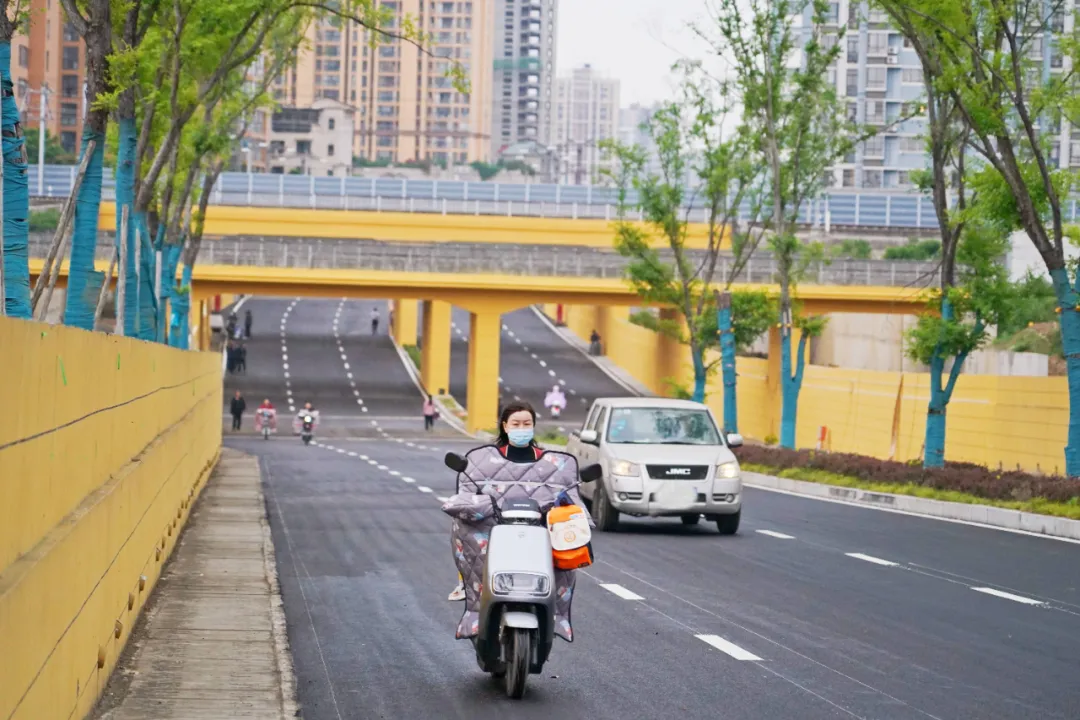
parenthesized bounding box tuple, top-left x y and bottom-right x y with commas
(347, 452, 357, 457)
(548, 369, 556, 377)
(846, 553, 899, 567)
(696, 634, 763, 661)
(346, 372, 353, 379)
(971, 587, 1044, 606)
(756, 530, 795, 539)
(539, 360, 547, 368)
(377, 464, 389, 471)
(568, 389, 577, 395)
(437, 496, 450, 502)
(502, 324, 508, 331)
(344, 362, 351, 370)
(515, 338, 522, 344)
(530, 353, 538, 360)
(361, 407, 368, 412)
(282, 354, 288, 361)
(389, 470, 401, 477)
(558, 379, 566, 386)
(283, 363, 290, 370)
(600, 583, 644, 601)
(418, 486, 433, 493)
(371, 420, 378, 426)
(402, 476, 416, 484)
(367, 459, 378, 465)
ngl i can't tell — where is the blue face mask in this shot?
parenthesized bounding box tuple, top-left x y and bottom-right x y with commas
(507, 428, 534, 447)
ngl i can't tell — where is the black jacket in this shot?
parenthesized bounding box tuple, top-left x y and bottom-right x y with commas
(230, 396, 247, 415)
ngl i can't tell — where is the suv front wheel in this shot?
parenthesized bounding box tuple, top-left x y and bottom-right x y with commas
(716, 510, 741, 535)
(594, 482, 620, 532)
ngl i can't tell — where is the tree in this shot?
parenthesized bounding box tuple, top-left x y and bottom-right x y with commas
(24, 130, 78, 165)
(700, 0, 857, 448)
(0, 0, 32, 318)
(603, 68, 767, 406)
(877, 0, 1080, 474)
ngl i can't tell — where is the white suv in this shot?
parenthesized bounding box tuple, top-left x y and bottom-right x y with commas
(565, 398, 744, 534)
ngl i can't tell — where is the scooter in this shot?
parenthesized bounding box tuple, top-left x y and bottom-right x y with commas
(549, 404, 563, 419)
(292, 410, 319, 445)
(443, 453, 601, 699)
(256, 408, 276, 440)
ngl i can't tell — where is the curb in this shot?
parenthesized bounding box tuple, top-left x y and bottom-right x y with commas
(387, 333, 477, 439)
(529, 305, 652, 397)
(743, 471, 1080, 543)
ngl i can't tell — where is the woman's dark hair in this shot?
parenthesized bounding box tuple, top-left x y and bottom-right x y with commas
(496, 401, 537, 446)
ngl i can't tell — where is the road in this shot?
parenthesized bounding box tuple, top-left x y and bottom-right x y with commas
(225, 296, 1080, 719)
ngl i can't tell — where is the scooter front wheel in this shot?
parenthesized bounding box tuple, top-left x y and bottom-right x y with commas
(505, 628, 531, 699)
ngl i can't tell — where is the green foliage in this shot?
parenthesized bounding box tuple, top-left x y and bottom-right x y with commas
(29, 208, 61, 232)
(835, 238, 872, 260)
(403, 344, 422, 369)
(470, 161, 501, 180)
(663, 380, 693, 400)
(905, 224, 1012, 366)
(998, 274, 1058, 337)
(883, 238, 942, 261)
(24, 131, 77, 165)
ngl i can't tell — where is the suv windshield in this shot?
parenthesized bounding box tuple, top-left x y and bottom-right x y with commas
(605, 407, 721, 445)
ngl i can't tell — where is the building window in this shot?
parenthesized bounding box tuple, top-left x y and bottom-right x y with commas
(60, 131, 77, 153)
(60, 103, 77, 126)
(61, 74, 80, 98)
(328, 117, 336, 130)
(297, 140, 312, 154)
(63, 22, 79, 42)
(902, 68, 922, 84)
(17, 45, 28, 68)
(62, 46, 79, 70)
(328, 143, 335, 156)
(867, 67, 887, 89)
(846, 68, 858, 97)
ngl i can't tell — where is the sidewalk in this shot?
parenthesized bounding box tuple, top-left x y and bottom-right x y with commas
(93, 449, 296, 720)
(531, 308, 653, 397)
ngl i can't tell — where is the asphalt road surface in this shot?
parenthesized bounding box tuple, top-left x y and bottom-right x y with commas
(225, 295, 1080, 719)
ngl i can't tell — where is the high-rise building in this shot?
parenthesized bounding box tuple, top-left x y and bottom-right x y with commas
(491, 0, 558, 158)
(15, 0, 88, 158)
(552, 65, 619, 184)
(817, 0, 1079, 189)
(274, 1, 495, 168)
(618, 102, 662, 178)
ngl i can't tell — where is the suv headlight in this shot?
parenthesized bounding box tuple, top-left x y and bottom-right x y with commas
(492, 572, 550, 596)
(716, 461, 740, 479)
(610, 459, 641, 476)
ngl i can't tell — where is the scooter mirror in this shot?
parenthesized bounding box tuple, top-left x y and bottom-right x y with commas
(444, 452, 469, 473)
(580, 463, 603, 483)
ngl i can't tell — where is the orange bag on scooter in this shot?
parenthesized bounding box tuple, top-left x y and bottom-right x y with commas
(547, 504, 594, 570)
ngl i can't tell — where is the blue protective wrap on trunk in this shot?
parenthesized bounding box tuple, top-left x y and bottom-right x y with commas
(0, 43, 31, 318)
(171, 262, 192, 349)
(691, 347, 706, 403)
(779, 329, 807, 449)
(114, 117, 142, 337)
(134, 210, 158, 340)
(1050, 267, 1080, 477)
(62, 130, 104, 329)
(718, 304, 737, 433)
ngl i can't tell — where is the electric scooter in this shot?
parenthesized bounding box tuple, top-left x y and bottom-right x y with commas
(443, 453, 601, 699)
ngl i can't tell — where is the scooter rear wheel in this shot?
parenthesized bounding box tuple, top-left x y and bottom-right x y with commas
(504, 628, 530, 699)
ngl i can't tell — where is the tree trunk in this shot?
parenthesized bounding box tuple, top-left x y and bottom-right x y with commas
(717, 291, 738, 433)
(779, 329, 797, 449)
(690, 342, 707, 403)
(0, 40, 31, 318)
(62, 0, 112, 329)
(924, 352, 948, 469)
(1049, 267, 1080, 476)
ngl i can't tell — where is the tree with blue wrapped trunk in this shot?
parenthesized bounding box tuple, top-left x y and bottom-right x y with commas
(702, 0, 863, 449)
(601, 64, 769, 406)
(0, 4, 31, 319)
(58, 0, 112, 330)
(872, 0, 1080, 476)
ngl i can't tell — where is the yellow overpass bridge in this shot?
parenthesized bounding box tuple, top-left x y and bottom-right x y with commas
(31, 259, 928, 434)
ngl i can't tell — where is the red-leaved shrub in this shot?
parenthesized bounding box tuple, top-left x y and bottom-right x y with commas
(734, 445, 1080, 504)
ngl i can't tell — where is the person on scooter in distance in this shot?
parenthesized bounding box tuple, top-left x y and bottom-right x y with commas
(448, 401, 541, 601)
(543, 384, 566, 419)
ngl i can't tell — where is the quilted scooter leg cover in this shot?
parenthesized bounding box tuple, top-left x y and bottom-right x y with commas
(441, 445, 593, 642)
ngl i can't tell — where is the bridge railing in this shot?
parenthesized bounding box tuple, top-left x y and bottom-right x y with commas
(28, 233, 940, 287)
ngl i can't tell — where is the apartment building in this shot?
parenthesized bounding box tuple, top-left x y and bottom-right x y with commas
(817, 0, 1079, 189)
(267, 99, 355, 176)
(274, 1, 495, 167)
(552, 65, 619, 185)
(618, 102, 663, 178)
(491, 0, 558, 158)
(15, 0, 87, 157)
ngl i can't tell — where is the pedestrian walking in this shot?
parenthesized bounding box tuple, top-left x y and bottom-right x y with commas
(589, 329, 602, 356)
(371, 307, 380, 335)
(230, 390, 247, 431)
(244, 309, 253, 338)
(236, 342, 247, 374)
(226, 340, 237, 374)
(423, 394, 438, 431)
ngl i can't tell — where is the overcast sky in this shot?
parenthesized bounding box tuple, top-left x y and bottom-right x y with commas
(556, 0, 718, 107)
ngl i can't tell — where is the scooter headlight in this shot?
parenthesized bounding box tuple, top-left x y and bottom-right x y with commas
(492, 572, 550, 596)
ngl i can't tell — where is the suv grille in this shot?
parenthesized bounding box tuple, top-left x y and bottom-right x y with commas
(646, 465, 709, 480)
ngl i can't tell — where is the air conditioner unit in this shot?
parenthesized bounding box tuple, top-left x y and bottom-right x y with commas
(887, 46, 899, 56)
(886, 56, 899, 65)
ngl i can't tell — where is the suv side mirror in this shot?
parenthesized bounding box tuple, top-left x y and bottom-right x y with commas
(726, 433, 744, 448)
(444, 452, 468, 473)
(579, 429, 599, 445)
(580, 463, 603, 483)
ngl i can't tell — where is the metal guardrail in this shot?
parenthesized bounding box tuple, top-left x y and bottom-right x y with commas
(33, 163, 1058, 232)
(27, 233, 941, 287)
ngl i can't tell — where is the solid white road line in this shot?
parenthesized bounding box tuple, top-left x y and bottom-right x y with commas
(599, 583, 644, 601)
(846, 553, 899, 567)
(695, 634, 763, 661)
(970, 587, 1044, 606)
(756, 530, 795, 539)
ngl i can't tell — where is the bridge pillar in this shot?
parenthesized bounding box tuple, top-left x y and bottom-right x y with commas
(392, 299, 419, 346)
(466, 310, 502, 435)
(420, 300, 451, 395)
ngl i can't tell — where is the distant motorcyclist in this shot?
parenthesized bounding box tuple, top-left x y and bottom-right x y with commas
(259, 398, 275, 411)
(544, 384, 566, 418)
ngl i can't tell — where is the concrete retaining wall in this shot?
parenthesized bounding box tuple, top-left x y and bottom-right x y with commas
(0, 316, 222, 720)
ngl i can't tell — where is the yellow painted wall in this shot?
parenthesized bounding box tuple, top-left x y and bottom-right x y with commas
(548, 306, 1071, 474)
(0, 317, 222, 720)
(96, 202, 729, 249)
